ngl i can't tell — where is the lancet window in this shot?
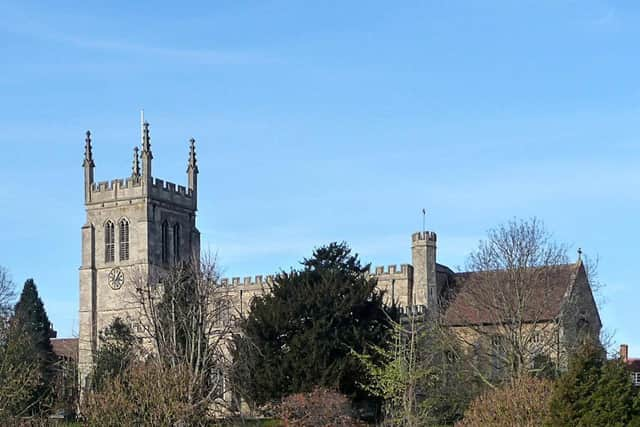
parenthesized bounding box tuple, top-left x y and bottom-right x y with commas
(162, 220, 170, 264)
(119, 219, 130, 261)
(173, 223, 181, 263)
(105, 221, 115, 263)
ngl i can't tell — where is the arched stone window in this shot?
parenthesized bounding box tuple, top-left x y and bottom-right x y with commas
(119, 219, 130, 261)
(161, 220, 169, 264)
(173, 223, 181, 263)
(105, 221, 115, 263)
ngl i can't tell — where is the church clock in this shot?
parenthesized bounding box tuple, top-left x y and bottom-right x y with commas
(108, 267, 125, 290)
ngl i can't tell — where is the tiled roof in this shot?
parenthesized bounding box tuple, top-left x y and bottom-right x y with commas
(443, 263, 578, 326)
(628, 359, 640, 372)
(51, 338, 78, 361)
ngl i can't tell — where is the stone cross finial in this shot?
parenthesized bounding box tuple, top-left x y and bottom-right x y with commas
(83, 130, 94, 167)
(132, 147, 140, 177)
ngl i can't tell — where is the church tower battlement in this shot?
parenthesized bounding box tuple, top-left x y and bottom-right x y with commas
(78, 121, 200, 388)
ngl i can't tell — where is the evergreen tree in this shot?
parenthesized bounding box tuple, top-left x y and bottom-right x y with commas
(581, 359, 639, 426)
(547, 342, 603, 426)
(92, 317, 138, 391)
(12, 278, 56, 414)
(548, 341, 640, 426)
(233, 242, 395, 406)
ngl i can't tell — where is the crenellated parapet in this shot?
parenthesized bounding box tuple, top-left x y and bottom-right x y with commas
(88, 177, 143, 204)
(371, 263, 412, 277)
(219, 274, 277, 290)
(82, 122, 198, 210)
(412, 231, 437, 243)
(149, 178, 195, 209)
(370, 264, 414, 306)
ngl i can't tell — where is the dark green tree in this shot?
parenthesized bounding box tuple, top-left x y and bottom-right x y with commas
(547, 342, 603, 426)
(12, 278, 56, 414)
(91, 317, 138, 391)
(581, 359, 640, 426)
(548, 341, 640, 426)
(232, 242, 395, 406)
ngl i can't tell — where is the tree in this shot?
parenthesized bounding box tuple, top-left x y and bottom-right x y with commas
(0, 268, 42, 418)
(91, 317, 139, 391)
(233, 242, 394, 407)
(457, 376, 553, 427)
(82, 362, 208, 426)
(548, 341, 640, 426)
(0, 321, 42, 418)
(583, 359, 640, 425)
(12, 278, 56, 414)
(453, 218, 570, 382)
(355, 314, 480, 426)
(353, 312, 427, 426)
(0, 266, 14, 316)
(132, 255, 232, 412)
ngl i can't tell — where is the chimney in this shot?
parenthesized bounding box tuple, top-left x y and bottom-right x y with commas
(621, 344, 629, 363)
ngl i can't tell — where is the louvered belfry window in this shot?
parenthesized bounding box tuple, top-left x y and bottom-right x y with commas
(119, 219, 130, 261)
(105, 221, 115, 263)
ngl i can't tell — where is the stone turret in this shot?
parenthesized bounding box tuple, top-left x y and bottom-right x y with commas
(411, 231, 437, 311)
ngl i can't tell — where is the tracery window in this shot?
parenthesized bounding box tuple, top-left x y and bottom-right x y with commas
(162, 220, 170, 264)
(119, 219, 130, 261)
(173, 223, 181, 263)
(105, 221, 115, 263)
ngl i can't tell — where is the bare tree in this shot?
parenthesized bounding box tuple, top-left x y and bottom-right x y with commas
(355, 311, 478, 426)
(449, 218, 571, 383)
(0, 266, 14, 317)
(131, 254, 235, 414)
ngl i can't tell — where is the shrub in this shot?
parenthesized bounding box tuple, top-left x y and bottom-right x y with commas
(278, 388, 361, 427)
(82, 362, 209, 426)
(456, 377, 553, 427)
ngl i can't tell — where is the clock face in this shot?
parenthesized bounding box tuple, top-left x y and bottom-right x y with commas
(108, 267, 125, 290)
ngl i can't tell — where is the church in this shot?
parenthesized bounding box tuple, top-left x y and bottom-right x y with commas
(76, 123, 602, 388)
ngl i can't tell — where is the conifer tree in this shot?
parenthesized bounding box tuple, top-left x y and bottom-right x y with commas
(233, 242, 394, 406)
(12, 278, 56, 414)
(548, 341, 640, 426)
(547, 342, 603, 425)
(91, 317, 138, 391)
(581, 359, 640, 426)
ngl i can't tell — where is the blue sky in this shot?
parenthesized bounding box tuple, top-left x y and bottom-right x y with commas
(0, 1, 638, 353)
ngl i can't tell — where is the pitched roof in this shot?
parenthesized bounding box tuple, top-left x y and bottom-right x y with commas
(51, 338, 78, 361)
(443, 263, 579, 326)
(628, 359, 640, 372)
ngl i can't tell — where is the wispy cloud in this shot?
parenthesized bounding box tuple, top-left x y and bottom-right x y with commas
(0, 12, 273, 66)
(56, 35, 274, 65)
(592, 6, 617, 28)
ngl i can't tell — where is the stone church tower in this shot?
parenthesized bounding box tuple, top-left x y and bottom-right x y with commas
(78, 122, 200, 386)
